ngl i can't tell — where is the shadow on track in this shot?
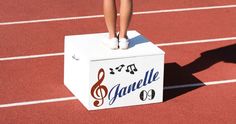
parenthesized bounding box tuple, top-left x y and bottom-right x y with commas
(182, 44, 236, 73)
(163, 43, 236, 101)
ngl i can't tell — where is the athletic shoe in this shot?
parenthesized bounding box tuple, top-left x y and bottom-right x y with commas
(119, 38, 129, 50)
(103, 37, 119, 50)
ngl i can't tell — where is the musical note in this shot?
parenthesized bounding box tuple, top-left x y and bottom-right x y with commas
(90, 68, 108, 107)
(126, 64, 138, 74)
(115, 64, 125, 72)
(109, 68, 115, 74)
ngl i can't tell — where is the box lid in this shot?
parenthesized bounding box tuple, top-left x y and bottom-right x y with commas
(65, 30, 165, 61)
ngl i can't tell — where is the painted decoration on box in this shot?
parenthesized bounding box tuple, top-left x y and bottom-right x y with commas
(90, 63, 160, 107)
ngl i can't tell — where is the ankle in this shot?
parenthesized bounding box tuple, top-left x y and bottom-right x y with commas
(109, 33, 117, 39)
(118, 34, 128, 39)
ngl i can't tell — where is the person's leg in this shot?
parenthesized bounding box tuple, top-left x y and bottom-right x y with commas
(103, 0, 117, 39)
(119, 0, 133, 39)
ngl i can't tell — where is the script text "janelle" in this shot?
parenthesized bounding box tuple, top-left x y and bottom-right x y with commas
(108, 68, 160, 105)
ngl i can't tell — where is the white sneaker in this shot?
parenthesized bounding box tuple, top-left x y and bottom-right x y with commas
(103, 37, 119, 50)
(119, 38, 129, 50)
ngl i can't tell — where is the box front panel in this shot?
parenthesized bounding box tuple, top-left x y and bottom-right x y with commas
(88, 55, 164, 110)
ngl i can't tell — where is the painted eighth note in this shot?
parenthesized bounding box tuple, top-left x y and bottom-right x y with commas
(126, 64, 138, 74)
(115, 64, 125, 72)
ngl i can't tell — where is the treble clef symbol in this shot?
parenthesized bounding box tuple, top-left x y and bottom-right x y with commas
(90, 68, 108, 107)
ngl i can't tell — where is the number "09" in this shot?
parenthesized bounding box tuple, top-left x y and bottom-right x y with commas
(139, 89, 155, 101)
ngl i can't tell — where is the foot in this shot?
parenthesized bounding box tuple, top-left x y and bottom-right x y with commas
(119, 38, 129, 50)
(103, 37, 119, 50)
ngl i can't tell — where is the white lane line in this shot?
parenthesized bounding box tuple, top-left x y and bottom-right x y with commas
(0, 97, 77, 108)
(0, 15, 103, 26)
(156, 36, 236, 46)
(164, 79, 236, 90)
(0, 79, 235, 108)
(1, 4, 236, 25)
(133, 4, 236, 15)
(0, 52, 64, 61)
(1, 36, 235, 61)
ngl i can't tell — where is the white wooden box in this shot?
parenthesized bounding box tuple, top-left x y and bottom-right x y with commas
(64, 31, 165, 110)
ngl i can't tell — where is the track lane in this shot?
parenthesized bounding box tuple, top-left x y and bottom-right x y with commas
(161, 41, 236, 84)
(0, 8, 236, 58)
(0, 56, 73, 104)
(1, 83, 236, 124)
(1, 0, 236, 22)
(1, 4, 236, 26)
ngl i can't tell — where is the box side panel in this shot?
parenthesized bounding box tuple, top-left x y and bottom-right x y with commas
(64, 37, 74, 86)
(64, 37, 90, 108)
